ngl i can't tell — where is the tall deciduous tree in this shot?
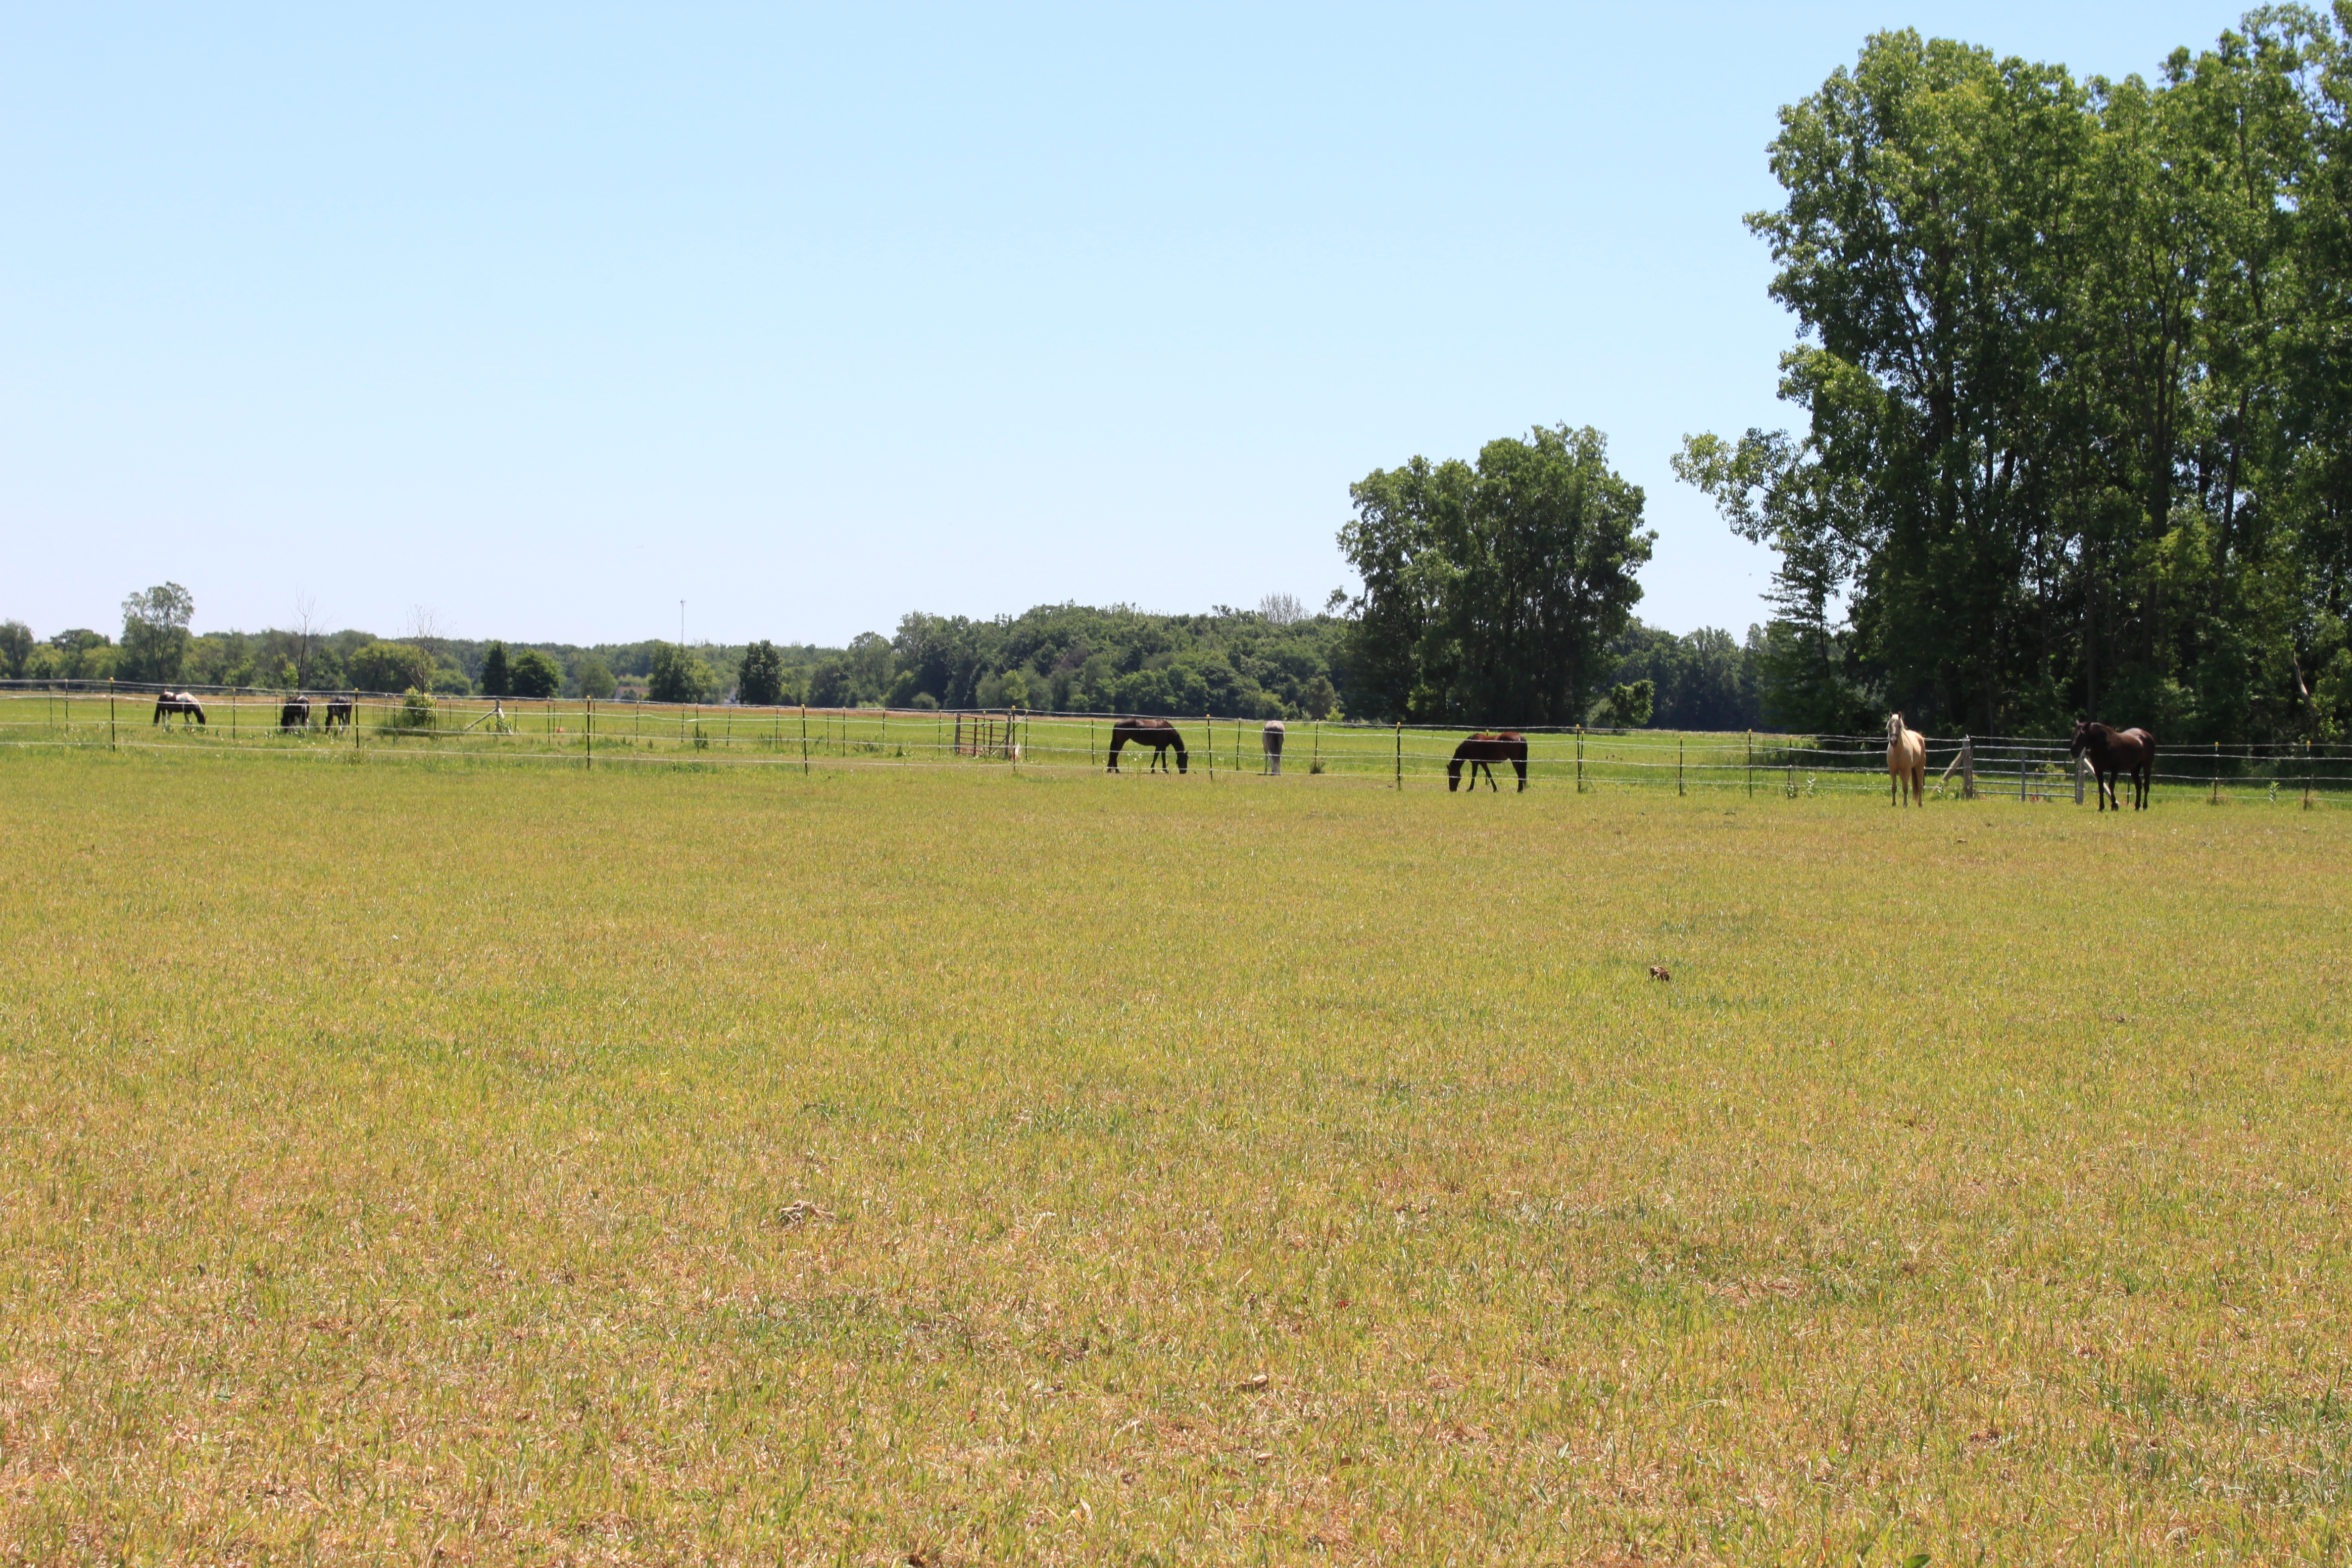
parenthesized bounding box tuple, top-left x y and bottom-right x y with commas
(509, 648, 561, 699)
(1338, 424, 1653, 724)
(735, 640, 786, 705)
(1684, 13, 2352, 742)
(647, 642, 715, 704)
(119, 583, 195, 686)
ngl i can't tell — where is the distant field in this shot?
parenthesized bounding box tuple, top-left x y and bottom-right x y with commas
(7, 688, 2349, 802)
(2, 751, 2349, 1563)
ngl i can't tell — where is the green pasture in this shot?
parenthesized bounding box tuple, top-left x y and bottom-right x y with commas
(7, 690, 2348, 804)
(3, 748, 2350, 1562)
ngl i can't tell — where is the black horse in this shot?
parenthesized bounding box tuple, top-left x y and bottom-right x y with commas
(1448, 732, 1528, 792)
(324, 694, 355, 731)
(2071, 719, 2155, 812)
(1107, 718, 1188, 774)
(280, 694, 312, 732)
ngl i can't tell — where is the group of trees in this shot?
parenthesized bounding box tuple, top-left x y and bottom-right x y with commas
(1678, 10, 2352, 743)
(4, 580, 1783, 731)
(1336, 423, 1657, 725)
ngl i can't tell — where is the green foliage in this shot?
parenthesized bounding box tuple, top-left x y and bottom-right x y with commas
(118, 583, 194, 686)
(383, 688, 437, 730)
(348, 641, 435, 695)
(0, 621, 30, 679)
(509, 648, 561, 699)
(571, 653, 616, 701)
(890, 604, 1344, 719)
(1683, 16, 2352, 744)
(1302, 674, 1338, 720)
(1337, 424, 1655, 724)
(735, 641, 786, 706)
(1608, 623, 1762, 731)
(1600, 679, 1655, 730)
(479, 643, 512, 698)
(647, 641, 716, 705)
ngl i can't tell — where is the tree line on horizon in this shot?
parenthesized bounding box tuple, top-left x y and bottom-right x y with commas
(0, 588, 1774, 732)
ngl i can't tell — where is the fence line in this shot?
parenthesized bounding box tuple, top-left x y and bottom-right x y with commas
(1, 682, 2344, 804)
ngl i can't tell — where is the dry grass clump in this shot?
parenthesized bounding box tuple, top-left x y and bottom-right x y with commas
(1, 751, 2347, 1563)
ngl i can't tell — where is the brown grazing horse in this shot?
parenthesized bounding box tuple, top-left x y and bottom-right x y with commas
(1107, 717, 1188, 773)
(151, 691, 206, 727)
(1448, 732, 1528, 792)
(2071, 719, 2155, 812)
(1885, 712, 1925, 806)
(280, 694, 312, 732)
(324, 694, 355, 731)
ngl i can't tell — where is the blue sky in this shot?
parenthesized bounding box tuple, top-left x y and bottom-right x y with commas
(3, 2, 2250, 648)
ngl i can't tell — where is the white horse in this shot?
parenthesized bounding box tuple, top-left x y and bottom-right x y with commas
(1886, 712, 1925, 807)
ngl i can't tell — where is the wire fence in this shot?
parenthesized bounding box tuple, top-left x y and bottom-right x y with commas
(4, 680, 2347, 805)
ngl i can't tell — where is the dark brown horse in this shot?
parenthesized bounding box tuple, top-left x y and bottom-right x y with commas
(2071, 719, 2155, 812)
(1107, 717, 1188, 774)
(151, 691, 205, 727)
(1448, 732, 1528, 792)
(280, 694, 312, 732)
(324, 694, 355, 731)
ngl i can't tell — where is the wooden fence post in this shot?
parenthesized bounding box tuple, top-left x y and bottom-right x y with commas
(1960, 736, 1975, 799)
(587, 696, 594, 770)
(1747, 730, 1753, 798)
(1394, 721, 1402, 790)
(1207, 716, 1216, 781)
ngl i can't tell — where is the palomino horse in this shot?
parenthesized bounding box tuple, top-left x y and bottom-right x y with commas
(2071, 720, 2155, 812)
(1107, 717, 1188, 773)
(151, 691, 206, 728)
(1885, 713, 1926, 806)
(1448, 732, 1528, 792)
(324, 694, 355, 731)
(280, 694, 312, 732)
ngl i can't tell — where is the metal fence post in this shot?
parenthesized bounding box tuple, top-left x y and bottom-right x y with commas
(1576, 725, 1585, 793)
(109, 680, 116, 750)
(1747, 730, 1753, 798)
(2212, 740, 2220, 805)
(800, 705, 809, 775)
(1394, 721, 1402, 790)
(586, 696, 594, 770)
(1678, 734, 1685, 797)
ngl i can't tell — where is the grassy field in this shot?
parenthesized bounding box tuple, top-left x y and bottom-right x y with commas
(14, 689, 2352, 804)
(2, 750, 2349, 1564)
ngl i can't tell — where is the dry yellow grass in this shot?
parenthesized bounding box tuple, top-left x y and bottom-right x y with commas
(1, 749, 2348, 1564)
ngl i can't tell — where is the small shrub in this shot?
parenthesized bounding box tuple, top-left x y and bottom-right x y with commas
(378, 688, 437, 732)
